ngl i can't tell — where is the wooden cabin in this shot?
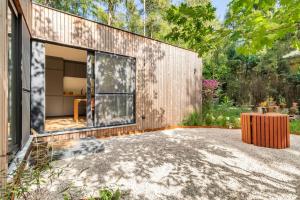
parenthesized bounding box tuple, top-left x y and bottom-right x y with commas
(0, 0, 202, 179)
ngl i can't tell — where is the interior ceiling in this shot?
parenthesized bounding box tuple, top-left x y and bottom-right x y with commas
(45, 43, 87, 63)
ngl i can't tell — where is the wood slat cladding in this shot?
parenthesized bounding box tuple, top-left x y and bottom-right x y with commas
(241, 113, 290, 149)
(14, 0, 32, 33)
(31, 3, 202, 131)
(0, 0, 8, 187)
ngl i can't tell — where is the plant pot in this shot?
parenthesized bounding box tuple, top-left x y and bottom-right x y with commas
(292, 102, 298, 107)
(280, 103, 286, 108)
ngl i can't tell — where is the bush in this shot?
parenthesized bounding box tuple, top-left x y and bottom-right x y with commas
(98, 188, 121, 200)
(182, 101, 251, 128)
(182, 111, 202, 126)
(216, 115, 226, 126)
(291, 120, 300, 135)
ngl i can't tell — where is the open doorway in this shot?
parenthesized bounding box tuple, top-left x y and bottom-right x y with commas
(44, 44, 88, 132)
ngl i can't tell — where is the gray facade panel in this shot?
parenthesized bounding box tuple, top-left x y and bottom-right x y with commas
(21, 18, 31, 146)
(31, 41, 45, 132)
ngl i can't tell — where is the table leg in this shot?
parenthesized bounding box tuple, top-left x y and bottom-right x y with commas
(74, 100, 79, 123)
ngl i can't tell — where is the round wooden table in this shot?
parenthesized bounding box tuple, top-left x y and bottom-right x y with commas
(241, 113, 290, 149)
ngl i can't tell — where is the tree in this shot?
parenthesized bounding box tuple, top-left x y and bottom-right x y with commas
(94, 0, 121, 25)
(225, 0, 300, 54)
(125, 0, 143, 34)
(141, 0, 171, 39)
(35, 0, 96, 18)
(165, 2, 217, 56)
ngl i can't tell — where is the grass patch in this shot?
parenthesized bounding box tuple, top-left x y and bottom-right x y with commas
(290, 120, 300, 135)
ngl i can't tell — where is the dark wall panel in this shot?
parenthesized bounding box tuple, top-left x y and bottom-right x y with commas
(86, 52, 94, 127)
(22, 92, 30, 146)
(21, 18, 31, 147)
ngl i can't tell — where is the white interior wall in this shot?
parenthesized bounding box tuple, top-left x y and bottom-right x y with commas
(45, 43, 87, 62)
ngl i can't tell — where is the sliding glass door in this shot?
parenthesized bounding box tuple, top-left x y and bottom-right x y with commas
(94, 52, 136, 127)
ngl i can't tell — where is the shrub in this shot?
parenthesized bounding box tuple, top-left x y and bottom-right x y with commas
(98, 188, 121, 200)
(182, 100, 251, 128)
(205, 113, 215, 125)
(290, 120, 300, 135)
(216, 115, 226, 126)
(182, 111, 202, 126)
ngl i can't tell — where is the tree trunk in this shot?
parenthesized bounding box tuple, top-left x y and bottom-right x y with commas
(108, 1, 113, 25)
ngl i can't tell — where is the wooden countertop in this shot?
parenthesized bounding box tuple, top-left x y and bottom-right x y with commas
(63, 94, 86, 97)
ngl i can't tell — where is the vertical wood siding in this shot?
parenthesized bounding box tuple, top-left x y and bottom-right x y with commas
(15, 0, 32, 33)
(0, 0, 8, 187)
(31, 3, 202, 131)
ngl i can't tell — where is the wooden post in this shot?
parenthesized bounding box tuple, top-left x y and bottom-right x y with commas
(0, 0, 8, 188)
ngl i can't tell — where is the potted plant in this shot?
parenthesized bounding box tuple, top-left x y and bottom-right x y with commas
(279, 96, 287, 108)
(259, 101, 267, 107)
(292, 102, 298, 107)
(267, 97, 276, 106)
(290, 106, 299, 115)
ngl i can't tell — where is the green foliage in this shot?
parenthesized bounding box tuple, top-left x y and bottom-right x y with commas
(99, 188, 121, 200)
(142, 0, 172, 39)
(182, 98, 251, 128)
(182, 111, 202, 126)
(34, 0, 174, 42)
(225, 0, 300, 54)
(0, 156, 121, 200)
(0, 162, 62, 200)
(34, 0, 96, 18)
(165, 2, 218, 56)
(63, 192, 72, 200)
(291, 120, 300, 134)
(125, 0, 143, 34)
(203, 35, 300, 106)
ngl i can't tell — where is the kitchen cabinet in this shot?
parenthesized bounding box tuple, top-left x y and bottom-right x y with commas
(64, 61, 86, 78)
(46, 69, 63, 95)
(46, 56, 64, 70)
(46, 96, 64, 117)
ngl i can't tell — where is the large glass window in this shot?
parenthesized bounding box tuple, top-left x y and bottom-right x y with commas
(94, 52, 136, 126)
(8, 5, 19, 161)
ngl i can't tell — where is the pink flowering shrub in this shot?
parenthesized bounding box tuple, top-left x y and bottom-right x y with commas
(203, 79, 219, 91)
(202, 79, 219, 119)
(203, 79, 219, 98)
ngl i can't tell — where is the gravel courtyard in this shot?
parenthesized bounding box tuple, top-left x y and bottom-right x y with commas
(42, 128, 300, 200)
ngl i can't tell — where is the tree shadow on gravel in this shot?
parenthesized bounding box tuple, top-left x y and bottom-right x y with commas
(38, 129, 300, 200)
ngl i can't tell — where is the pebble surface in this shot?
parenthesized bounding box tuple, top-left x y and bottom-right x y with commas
(34, 128, 300, 200)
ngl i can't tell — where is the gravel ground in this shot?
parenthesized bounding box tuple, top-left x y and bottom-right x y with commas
(36, 128, 300, 200)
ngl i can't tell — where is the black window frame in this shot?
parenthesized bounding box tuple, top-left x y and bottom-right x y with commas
(93, 51, 136, 127)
